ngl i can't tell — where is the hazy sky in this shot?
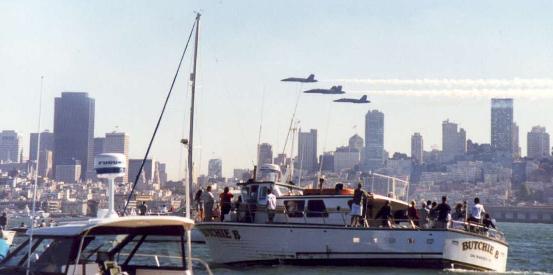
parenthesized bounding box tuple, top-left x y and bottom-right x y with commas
(1, 1, 553, 179)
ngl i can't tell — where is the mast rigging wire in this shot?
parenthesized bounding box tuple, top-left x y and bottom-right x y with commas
(123, 19, 197, 213)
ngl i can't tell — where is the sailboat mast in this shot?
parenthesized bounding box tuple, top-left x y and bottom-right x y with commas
(187, 13, 200, 214)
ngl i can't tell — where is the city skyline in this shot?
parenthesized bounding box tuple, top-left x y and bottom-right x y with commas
(1, 1, 553, 178)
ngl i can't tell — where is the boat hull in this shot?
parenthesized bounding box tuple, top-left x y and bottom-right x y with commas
(197, 223, 508, 272)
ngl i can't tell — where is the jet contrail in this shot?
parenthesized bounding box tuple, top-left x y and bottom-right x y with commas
(323, 78, 553, 89)
(347, 88, 553, 98)
(319, 78, 553, 98)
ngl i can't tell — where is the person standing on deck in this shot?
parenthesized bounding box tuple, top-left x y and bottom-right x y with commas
(350, 183, 364, 227)
(266, 189, 277, 223)
(436, 196, 451, 228)
(138, 202, 148, 216)
(219, 187, 234, 222)
(407, 201, 419, 228)
(202, 186, 215, 221)
(375, 200, 392, 227)
(469, 197, 486, 224)
(419, 202, 430, 228)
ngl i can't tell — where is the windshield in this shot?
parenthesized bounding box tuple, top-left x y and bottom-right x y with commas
(2, 237, 74, 274)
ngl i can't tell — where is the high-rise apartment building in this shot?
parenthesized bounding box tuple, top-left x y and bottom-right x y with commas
(441, 120, 466, 162)
(0, 130, 22, 163)
(491, 98, 513, 154)
(411, 132, 424, 164)
(298, 129, 318, 172)
(208, 159, 223, 179)
(257, 143, 273, 166)
(53, 92, 95, 180)
(364, 110, 384, 171)
(527, 126, 550, 159)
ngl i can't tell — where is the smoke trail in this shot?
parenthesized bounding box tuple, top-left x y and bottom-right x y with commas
(320, 78, 553, 98)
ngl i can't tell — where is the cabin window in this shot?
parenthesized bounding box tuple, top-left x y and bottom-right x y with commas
(258, 186, 268, 202)
(118, 235, 184, 268)
(2, 238, 40, 267)
(284, 200, 305, 218)
(249, 185, 259, 201)
(80, 234, 129, 263)
(306, 200, 328, 217)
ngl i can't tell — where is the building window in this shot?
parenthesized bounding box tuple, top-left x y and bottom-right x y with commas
(306, 200, 328, 217)
(284, 200, 305, 218)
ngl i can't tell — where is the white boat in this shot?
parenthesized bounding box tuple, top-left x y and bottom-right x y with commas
(197, 165, 508, 272)
(0, 215, 196, 275)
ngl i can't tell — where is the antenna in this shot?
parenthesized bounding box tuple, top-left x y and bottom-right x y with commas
(94, 153, 126, 218)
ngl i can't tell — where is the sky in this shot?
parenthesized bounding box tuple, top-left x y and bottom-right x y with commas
(1, 0, 552, 180)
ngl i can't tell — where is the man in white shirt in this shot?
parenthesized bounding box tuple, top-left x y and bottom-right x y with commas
(202, 186, 215, 221)
(266, 189, 277, 223)
(469, 197, 485, 224)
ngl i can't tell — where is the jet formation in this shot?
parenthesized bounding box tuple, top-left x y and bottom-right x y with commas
(281, 74, 318, 83)
(333, 95, 370, 104)
(281, 73, 370, 104)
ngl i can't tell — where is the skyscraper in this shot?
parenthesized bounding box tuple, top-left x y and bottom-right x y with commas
(0, 130, 22, 163)
(208, 159, 223, 179)
(53, 92, 95, 180)
(257, 143, 273, 166)
(364, 110, 384, 171)
(527, 126, 550, 159)
(441, 120, 466, 162)
(411, 132, 424, 164)
(103, 132, 129, 183)
(298, 129, 318, 172)
(29, 130, 54, 161)
(491, 98, 513, 154)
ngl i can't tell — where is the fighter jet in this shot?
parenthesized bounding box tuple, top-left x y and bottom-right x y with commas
(333, 95, 370, 104)
(303, 85, 345, 94)
(281, 74, 318, 83)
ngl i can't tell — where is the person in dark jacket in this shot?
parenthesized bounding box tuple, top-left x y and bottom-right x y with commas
(375, 201, 392, 227)
(407, 200, 420, 228)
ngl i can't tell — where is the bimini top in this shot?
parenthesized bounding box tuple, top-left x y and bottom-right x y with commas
(26, 216, 195, 237)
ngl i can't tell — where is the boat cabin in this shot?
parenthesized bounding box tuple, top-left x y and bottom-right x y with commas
(0, 216, 194, 275)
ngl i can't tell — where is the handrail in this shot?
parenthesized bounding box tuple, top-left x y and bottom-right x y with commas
(230, 207, 506, 241)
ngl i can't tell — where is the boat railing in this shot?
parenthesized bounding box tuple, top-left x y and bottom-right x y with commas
(449, 220, 506, 242)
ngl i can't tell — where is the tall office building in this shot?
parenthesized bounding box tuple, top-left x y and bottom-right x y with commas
(208, 159, 223, 179)
(348, 134, 364, 151)
(257, 143, 273, 165)
(441, 120, 466, 162)
(298, 129, 318, 172)
(29, 130, 54, 161)
(364, 110, 384, 171)
(491, 98, 513, 155)
(527, 126, 550, 159)
(53, 92, 95, 180)
(411, 132, 424, 164)
(512, 123, 521, 159)
(0, 130, 22, 163)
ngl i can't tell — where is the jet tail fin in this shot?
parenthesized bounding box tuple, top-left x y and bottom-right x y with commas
(337, 85, 343, 91)
(307, 74, 315, 81)
(360, 95, 367, 101)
